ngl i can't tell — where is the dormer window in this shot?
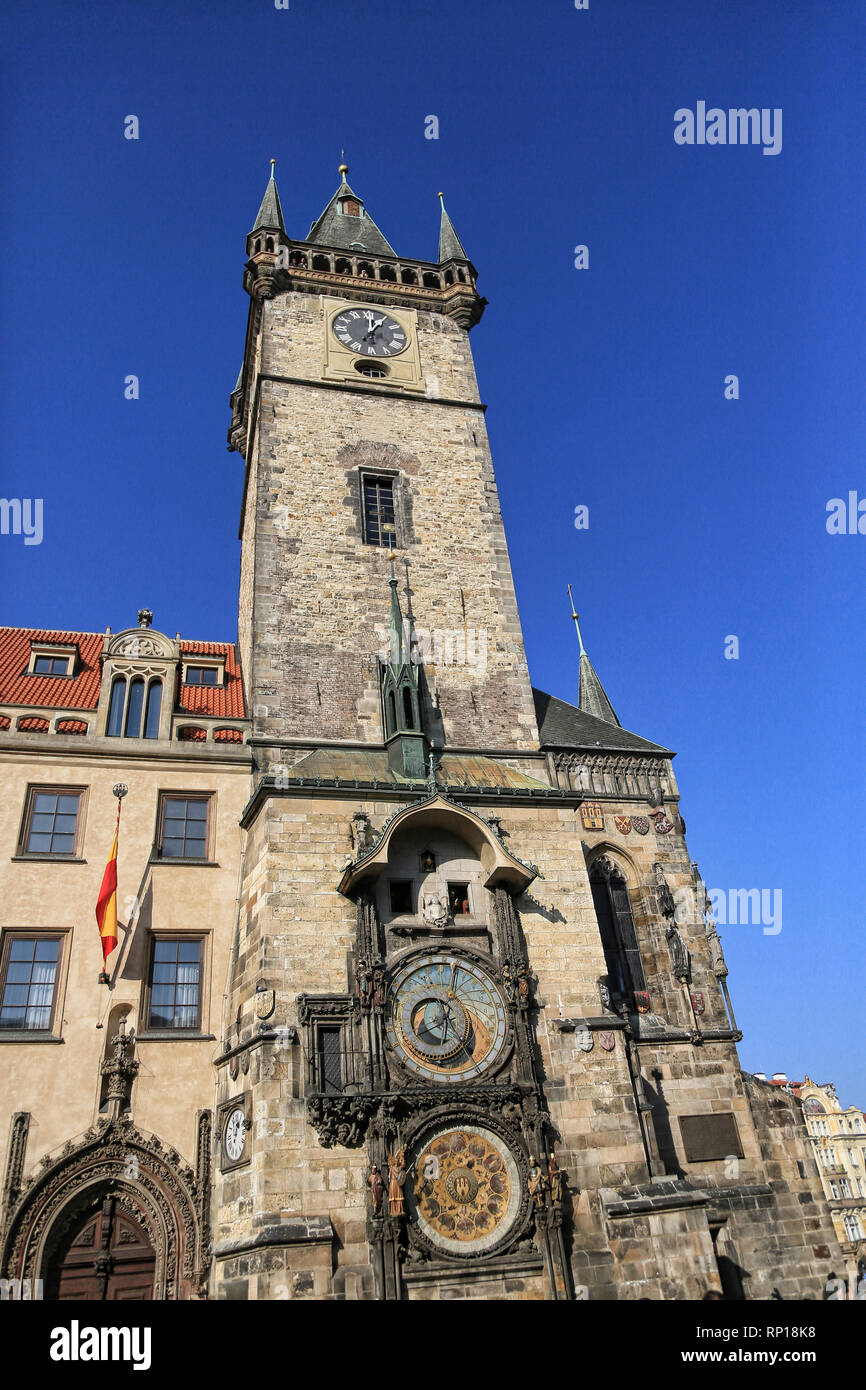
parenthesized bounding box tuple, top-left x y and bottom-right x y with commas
(27, 642, 77, 678)
(340, 198, 361, 216)
(33, 656, 70, 676)
(107, 675, 162, 739)
(181, 659, 225, 687)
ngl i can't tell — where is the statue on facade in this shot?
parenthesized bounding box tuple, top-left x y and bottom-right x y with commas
(386, 1148, 407, 1217)
(423, 893, 449, 928)
(367, 1162, 384, 1216)
(527, 1156, 548, 1208)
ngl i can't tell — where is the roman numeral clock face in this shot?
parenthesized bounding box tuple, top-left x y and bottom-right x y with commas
(332, 308, 407, 356)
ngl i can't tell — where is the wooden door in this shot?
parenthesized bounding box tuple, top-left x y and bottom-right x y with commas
(48, 1196, 156, 1300)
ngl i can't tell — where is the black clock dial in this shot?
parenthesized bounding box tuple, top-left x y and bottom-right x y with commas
(332, 308, 407, 357)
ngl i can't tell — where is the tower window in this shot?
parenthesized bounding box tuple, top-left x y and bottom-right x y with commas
(389, 880, 414, 915)
(447, 883, 470, 916)
(316, 1026, 343, 1094)
(362, 476, 396, 547)
(402, 686, 415, 728)
(355, 361, 390, 379)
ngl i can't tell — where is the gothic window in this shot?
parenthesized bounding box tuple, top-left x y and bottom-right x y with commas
(107, 676, 126, 736)
(19, 786, 84, 857)
(362, 475, 396, 547)
(386, 689, 398, 736)
(144, 937, 203, 1030)
(107, 674, 162, 739)
(0, 934, 61, 1031)
(402, 686, 415, 729)
(589, 857, 648, 1002)
(156, 794, 212, 860)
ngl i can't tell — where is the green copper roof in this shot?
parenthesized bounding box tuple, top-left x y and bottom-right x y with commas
(438, 193, 469, 262)
(306, 167, 396, 256)
(250, 165, 285, 235)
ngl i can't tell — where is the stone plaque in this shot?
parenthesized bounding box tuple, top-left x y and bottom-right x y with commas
(679, 1113, 743, 1163)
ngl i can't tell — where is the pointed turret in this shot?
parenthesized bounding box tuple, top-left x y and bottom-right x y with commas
(438, 192, 469, 263)
(306, 162, 396, 256)
(250, 159, 285, 236)
(568, 587, 621, 728)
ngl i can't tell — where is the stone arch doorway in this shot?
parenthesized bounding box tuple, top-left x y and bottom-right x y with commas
(46, 1193, 156, 1301)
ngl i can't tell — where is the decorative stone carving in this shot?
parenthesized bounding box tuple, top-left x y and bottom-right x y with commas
(307, 1096, 379, 1149)
(100, 1020, 139, 1116)
(1, 1117, 204, 1299)
(1, 1113, 30, 1220)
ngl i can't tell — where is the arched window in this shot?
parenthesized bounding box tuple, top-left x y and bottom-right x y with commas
(589, 857, 648, 1003)
(402, 686, 415, 730)
(387, 691, 397, 737)
(124, 678, 145, 737)
(107, 677, 126, 737)
(144, 680, 162, 739)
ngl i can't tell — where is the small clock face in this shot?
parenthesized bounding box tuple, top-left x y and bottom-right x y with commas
(332, 307, 407, 357)
(385, 953, 507, 1083)
(224, 1107, 247, 1162)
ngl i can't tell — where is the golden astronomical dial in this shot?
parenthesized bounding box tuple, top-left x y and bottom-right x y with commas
(406, 1124, 522, 1256)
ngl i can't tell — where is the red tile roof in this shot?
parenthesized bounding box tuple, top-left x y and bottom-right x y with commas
(56, 719, 88, 735)
(0, 629, 103, 710)
(178, 642, 246, 718)
(0, 628, 246, 720)
(17, 716, 49, 732)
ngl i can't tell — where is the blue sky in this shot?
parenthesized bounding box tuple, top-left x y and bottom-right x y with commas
(2, 1, 864, 1104)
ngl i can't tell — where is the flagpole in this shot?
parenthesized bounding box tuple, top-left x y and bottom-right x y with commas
(98, 783, 127, 984)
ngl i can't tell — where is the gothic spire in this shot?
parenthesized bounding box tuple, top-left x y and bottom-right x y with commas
(388, 556, 408, 669)
(306, 161, 396, 256)
(568, 586, 621, 727)
(438, 192, 469, 263)
(250, 159, 285, 234)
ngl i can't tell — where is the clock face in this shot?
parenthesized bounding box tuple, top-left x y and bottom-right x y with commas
(223, 1107, 247, 1162)
(406, 1123, 522, 1256)
(385, 953, 507, 1083)
(332, 307, 407, 357)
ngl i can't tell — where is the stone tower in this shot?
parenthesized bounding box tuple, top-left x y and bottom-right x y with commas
(211, 163, 841, 1301)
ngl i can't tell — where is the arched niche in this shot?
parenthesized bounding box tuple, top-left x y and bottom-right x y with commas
(338, 795, 536, 900)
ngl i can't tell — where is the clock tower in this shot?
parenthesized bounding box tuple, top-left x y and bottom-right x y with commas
(211, 163, 841, 1301)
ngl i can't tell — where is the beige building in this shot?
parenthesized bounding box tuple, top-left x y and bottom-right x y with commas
(0, 615, 248, 1297)
(799, 1077, 866, 1282)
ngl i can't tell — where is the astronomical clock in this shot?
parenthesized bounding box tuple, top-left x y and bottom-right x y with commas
(300, 794, 571, 1298)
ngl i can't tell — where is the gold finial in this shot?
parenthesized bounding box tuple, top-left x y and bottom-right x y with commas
(438, 191, 445, 199)
(339, 151, 348, 179)
(567, 584, 587, 655)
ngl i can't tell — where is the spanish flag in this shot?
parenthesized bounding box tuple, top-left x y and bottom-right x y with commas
(95, 816, 120, 963)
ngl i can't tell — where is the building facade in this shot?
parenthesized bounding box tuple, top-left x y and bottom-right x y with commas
(799, 1077, 866, 1279)
(0, 164, 846, 1300)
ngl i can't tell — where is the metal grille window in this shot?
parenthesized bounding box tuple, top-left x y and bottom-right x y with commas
(0, 937, 60, 1030)
(589, 859, 648, 1000)
(317, 1026, 343, 1094)
(158, 796, 210, 859)
(24, 789, 81, 855)
(362, 476, 396, 547)
(147, 938, 202, 1030)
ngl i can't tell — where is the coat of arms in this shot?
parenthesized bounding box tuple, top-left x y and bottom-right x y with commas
(580, 802, 605, 831)
(690, 991, 705, 1016)
(631, 816, 649, 835)
(255, 988, 276, 1021)
(599, 1030, 616, 1052)
(634, 990, 651, 1014)
(653, 816, 673, 835)
(614, 815, 631, 835)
